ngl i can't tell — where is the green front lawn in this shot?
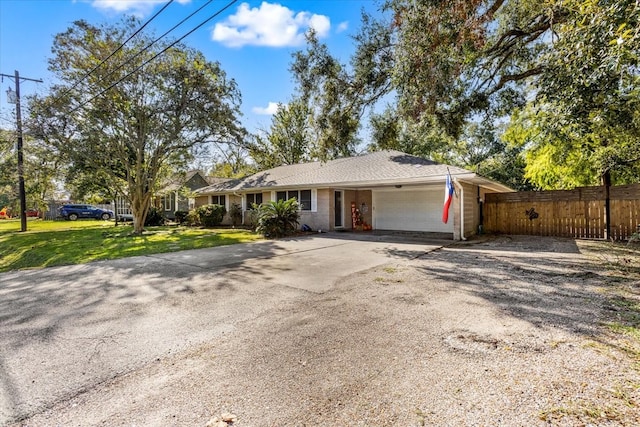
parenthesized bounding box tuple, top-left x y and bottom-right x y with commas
(0, 219, 261, 272)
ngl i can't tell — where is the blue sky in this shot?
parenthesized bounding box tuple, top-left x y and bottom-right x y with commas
(0, 0, 384, 135)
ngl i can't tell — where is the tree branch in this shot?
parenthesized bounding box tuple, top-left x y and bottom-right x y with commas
(489, 66, 545, 94)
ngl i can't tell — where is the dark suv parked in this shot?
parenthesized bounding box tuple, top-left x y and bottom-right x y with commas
(58, 204, 114, 221)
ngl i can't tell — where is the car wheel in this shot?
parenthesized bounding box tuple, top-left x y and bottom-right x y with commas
(100, 213, 111, 220)
(68, 213, 79, 221)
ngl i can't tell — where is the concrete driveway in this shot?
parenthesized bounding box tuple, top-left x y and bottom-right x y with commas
(0, 232, 447, 426)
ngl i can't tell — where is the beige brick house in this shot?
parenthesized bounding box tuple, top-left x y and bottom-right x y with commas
(194, 150, 512, 240)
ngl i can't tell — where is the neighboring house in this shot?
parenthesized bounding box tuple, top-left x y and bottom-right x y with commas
(154, 170, 228, 219)
(194, 150, 512, 240)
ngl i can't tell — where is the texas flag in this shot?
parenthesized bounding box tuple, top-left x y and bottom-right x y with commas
(442, 172, 454, 224)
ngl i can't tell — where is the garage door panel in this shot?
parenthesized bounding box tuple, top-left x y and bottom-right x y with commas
(373, 189, 453, 233)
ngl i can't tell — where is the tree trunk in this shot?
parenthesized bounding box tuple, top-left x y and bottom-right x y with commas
(130, 183, 152, 235)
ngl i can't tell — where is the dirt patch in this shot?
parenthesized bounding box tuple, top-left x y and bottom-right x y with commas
(12, 236, 640, 426)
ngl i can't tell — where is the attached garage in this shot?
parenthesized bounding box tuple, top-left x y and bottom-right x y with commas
(372, 186, 454, 233)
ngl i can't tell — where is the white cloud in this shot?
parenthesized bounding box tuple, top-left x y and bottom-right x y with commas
(252, 102, 282, 115)
(336, 21, 349, 33)
(91, 0, 190, 16)
(212, 2, 331, 48)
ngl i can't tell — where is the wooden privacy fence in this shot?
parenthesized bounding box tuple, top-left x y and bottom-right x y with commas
(484, 184, 640, 240)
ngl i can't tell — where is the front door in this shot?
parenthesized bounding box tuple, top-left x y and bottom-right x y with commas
(334, 190, 343, 228)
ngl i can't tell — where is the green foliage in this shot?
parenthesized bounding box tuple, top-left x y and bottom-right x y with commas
(502, 107, 598, 189)
(64, 151, 124, 203)
(228, 203, 242, 227)
(0, 129, 61, 212)
(363, 0, 550, 183)
(174, 210, 189, 224)
(368, 106, 400, 152)
(28, 18, 245, 234)
(0, 130, 16, 211)
(256, 199, 300, 238)
(531, 0, 640, 186)
(369, 111, 453, 161)
(391, 0, 639, 188)
(184, 209, 200, 226)
(244, 203, 260, 230)
(196, 204, 226, 227)
(144, 207, 165, 226)
(250, 99, 315, 169)
(290, 28, 391, 159)
(290, 2, 537, 183)
(209, 146, 256, 178)
(477, 144, 532, 191)
(379, 0, 539, 138)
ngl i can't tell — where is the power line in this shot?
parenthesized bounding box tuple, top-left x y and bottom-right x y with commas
(62, 0, 175, 97)
(71, 0, 215, 104)
(67, 0, 238, 116)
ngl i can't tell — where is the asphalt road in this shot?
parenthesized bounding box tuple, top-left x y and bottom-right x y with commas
(0, 232, 446, 426)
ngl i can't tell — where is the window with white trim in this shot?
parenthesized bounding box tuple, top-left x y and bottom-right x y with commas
(211, 195, 225, 206)
(161, 194, 173, 211)
(275, 189, 311, 211)
(246, 193, 263, 209)
(299, 190, 311, 211)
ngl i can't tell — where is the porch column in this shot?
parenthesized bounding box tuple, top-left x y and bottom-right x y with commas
(452, 181, 462, 241)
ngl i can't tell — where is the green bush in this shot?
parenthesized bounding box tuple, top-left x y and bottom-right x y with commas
(256, 198, 300, 238)
(144, 207, 165, 226)
(184, 209, 200, 226)
(245, 204, 260, 230)
(229, 203, 242, 227)
(174, 210, 189, 224)
(196, 204, 226, 227)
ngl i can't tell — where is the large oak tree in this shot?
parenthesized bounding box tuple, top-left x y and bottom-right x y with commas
(30, 18, 244, 233)
(294, 0, 639, 189)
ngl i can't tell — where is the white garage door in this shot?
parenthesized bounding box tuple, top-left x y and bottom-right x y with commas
(373, 188, 454, 233)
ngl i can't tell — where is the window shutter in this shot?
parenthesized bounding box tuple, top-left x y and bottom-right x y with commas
(311, 189, 317, 212)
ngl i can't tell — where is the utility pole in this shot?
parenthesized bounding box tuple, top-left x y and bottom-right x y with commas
(2, 70, 43, 232)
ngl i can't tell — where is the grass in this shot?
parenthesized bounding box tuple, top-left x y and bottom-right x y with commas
(539, 402, 620, 423)
(0, 219, 261, 272)
(578, 241, 640, 342)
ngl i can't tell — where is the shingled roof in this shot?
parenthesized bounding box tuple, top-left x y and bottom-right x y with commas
(195, 150, 512, 194)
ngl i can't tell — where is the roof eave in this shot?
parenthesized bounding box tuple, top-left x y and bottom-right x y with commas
(458, 176, 514, 193)
(193, 173, 512, 194)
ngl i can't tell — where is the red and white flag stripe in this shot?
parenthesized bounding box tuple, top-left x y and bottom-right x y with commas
(442, 172, 454, 224)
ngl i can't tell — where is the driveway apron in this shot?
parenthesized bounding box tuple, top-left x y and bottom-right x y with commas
(0, 233, 446, 425)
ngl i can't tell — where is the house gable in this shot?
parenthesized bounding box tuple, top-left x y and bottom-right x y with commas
(184, 171, 210, 192)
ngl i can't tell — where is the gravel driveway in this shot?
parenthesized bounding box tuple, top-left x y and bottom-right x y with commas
(5, 235, 640, 426)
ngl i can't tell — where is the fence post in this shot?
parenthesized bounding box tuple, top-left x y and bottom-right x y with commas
(603, 171, 611, 240)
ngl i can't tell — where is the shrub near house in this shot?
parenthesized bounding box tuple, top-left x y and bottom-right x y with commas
(196, 204, 226, 227)
(174, 210, 189, 224)
(144, 207, 165, 226)
(256, 199, 300, 238)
